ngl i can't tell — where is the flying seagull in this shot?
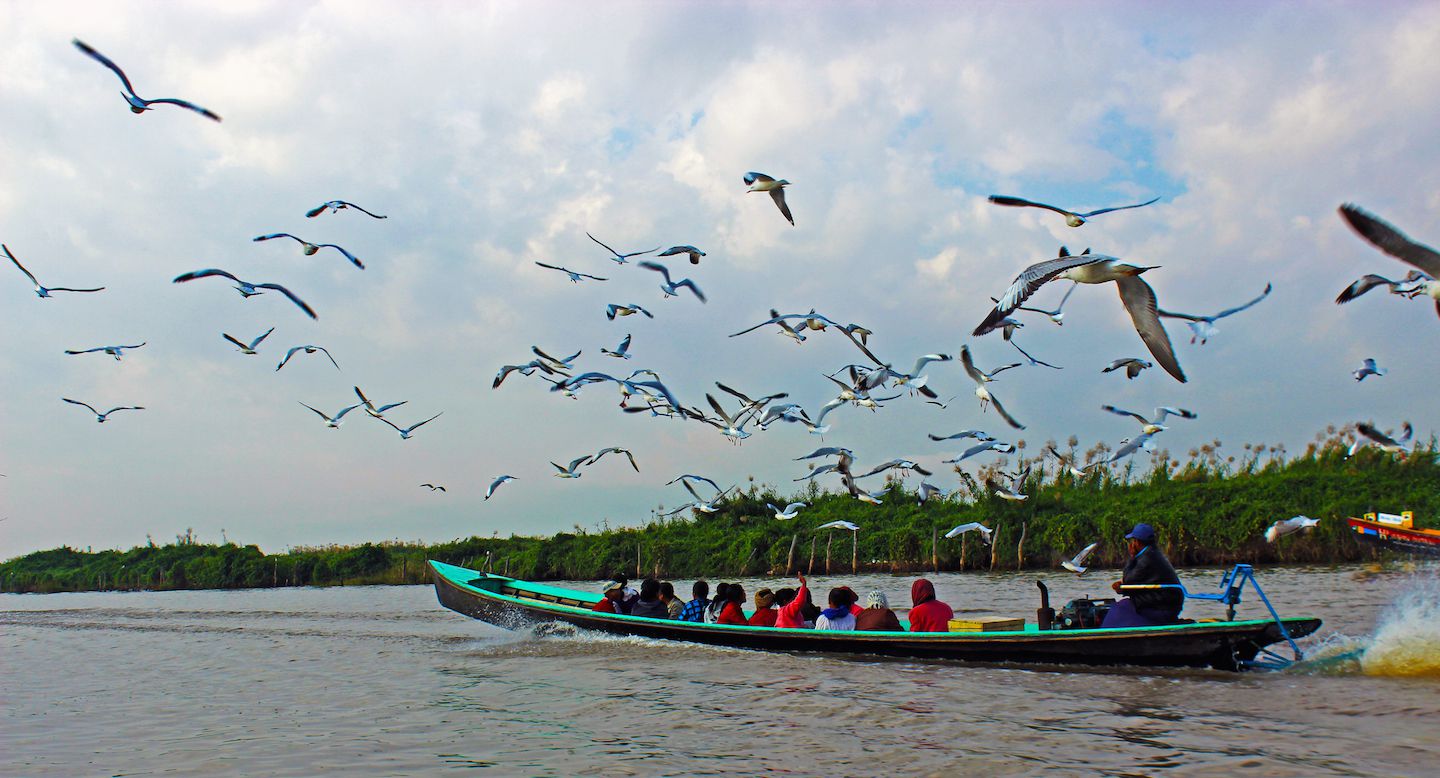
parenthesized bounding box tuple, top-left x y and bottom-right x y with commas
(767, 502, 807, 520)
(535, 262, 607, 283)
(276, 345, 340, 372)
(1102, 357, 1152, 380)
(961, 345, 1025, 430)
(591, 446, 639, 472)
(1014, 280, 1078, 325)
(62, 398, 144, 423)
(551, 455, 592, 478)
(586, 232, 657, 265)
(1102, 405, 1196, 434)
(353, 386, 407, 418)
(379, 412, 443, 440)
(1061, 542, 1101, 575)
(1044, 444, 1090, 478)
(1158, 283, 1272, 345)
(306, 200, 387, 219)
(637, 261, 706, 302)
(973, 250, 1184, 382)
(666, 473, 723, 492)
(942, 440, 1015, 465)
(64, 342, 146, 361)
(1350, 421, 1413, 456)
(987, 194, 1160, 227)
(1265, 515, 1319, 544)
(856, 459, 933, 479)
(253, 234, 363, 270)
(1338, 204, 1440, 318)
(944, 522, 993, 545)
(1334, 272, 1429, 305)
(485, 475, 517, 500)
(172, 269, 317, 319)
(817, 520, 859, 532)
(223, 327, 274, 355)
(1352, 358, 1387, 382)
(744, 172, 794, 225)
(606, 303, 654, 320)
(928, 429, 995, 443)
(657, 245, 706, 265)
(916, 482, 951, 506)
(299, 401, 363, 429)
(419, 483, 447, 492)
(5, 244, 104, 298)
(72, 39, 221, 121)
(600, 334, 633, 359)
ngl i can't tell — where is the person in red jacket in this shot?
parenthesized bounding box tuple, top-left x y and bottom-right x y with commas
(592, 581, 625, 613)
(907, 578, 954, 632)
(717, 583, 748, 625)
(748, 588, 778, 627)
(775, 573, 813, 628)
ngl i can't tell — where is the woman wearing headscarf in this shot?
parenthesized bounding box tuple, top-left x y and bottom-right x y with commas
(748, 588, 778, 626)
(855, 590, 904, 631)
(705, 582, 731, 623)
(815, 587, 858, 630)
(716, 583, 748, 625)
(907, 578, 954, 632)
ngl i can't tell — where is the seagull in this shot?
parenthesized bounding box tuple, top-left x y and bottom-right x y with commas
(1338, 204, 1440, 318)
(974, 252, 1185, 382)
(1352, 358, 1387, 382)
(1158, 283, 1272, 344)
(701, 394, 752, 441)
(817, 520, 859, 532)
(172, 269, 317, 319)
(960, 346, 1025, 430)
(379, 412, 443, 440)
(353, 386, 407, 419)
(276, 345, 340, 372)
(493, 363, 541, 389)
(534, 262, 607, 283)
(600, 334, 633, 359)
(586, 232, 658, 265)
(72, 39, 221, 121)
(1350, 422, 1413, 456)
(944, 522, 993, 544)
(484, 475, 517, 500)
(637, 261, 706, 302)
(768, 502, 807, 520)
(683, 480, 734, 512)
(1334, 271, 1430, 305)
(1266, 515, 1320, 543)
(1102, 405, 1196, 434)
(794, 463, 840, 482)
(1102, 357, 1152, 380)
(299, 402, 363, 429)
(666, 474, 722, 492)
(1014, 280, 1078, 325)
(551, 455, 592, 478)
(657, 245, 706, 265)
(532, 347, 582, 374)
(1010, 339, 1063, 370)
(306, 200, 387, 219)
(591, 446, 639, 472)
(987, 194, 1160, 227)
(606, 303, 654, 320)
(916, 482, 951, 505)
(419, 483, 447, 492)
(1061, 542, 1101, 575)
(856, 459, 933, 479)
(1091, 431, 1163, 467)
(253, 234, 363, 270)
(62, 398, 144, 423)
(841, 477, 887, 505)
(988, 474, 1029, 502)
(744, 172, 794, 225)
(223, 328, 274, 355)
(64, 342, 146, 361)
(1044, 445, 1090, 478)
(942, 440, 1015, 465)
(928, 429, 996, 443)
(5, 245, 104, 298)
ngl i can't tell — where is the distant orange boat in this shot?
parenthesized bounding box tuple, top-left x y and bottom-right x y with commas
(1346, 511, 1440, 555)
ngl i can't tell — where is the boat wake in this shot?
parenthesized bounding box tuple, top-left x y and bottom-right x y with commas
(1295, 572, 1440, 678)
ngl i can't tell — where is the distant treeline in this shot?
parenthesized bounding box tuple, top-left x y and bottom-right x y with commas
(3, 431, 1436, 594)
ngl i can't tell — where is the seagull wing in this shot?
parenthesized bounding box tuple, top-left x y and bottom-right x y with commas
(63, 397, 101, 415)
(1077, 197, 1161, 219)
(305, 204, 327, 218)
(1339, 204, 1440, 277)
(988, 195, 1075, 219)
(1209, 282, 1272, 320)
(535, 262, 569, 273)
(316, 346, 341, 371)
(318, 244, 363, 270)
(222, 333, 249, 350)
(586, 232, 625, 260)
(1101, 405, 1149, 424)
(3, 245, 41, 286)
(254, 283, 317, 319)
(405, 412, 442, 433)
(173, 268, 242, 284)
(1335, 274, 1400, 304)
(276, 347, 302, 371)
(975, 256, 1100, 336)
(72, 39, 141, 98)
(342, 202, 387, 219)
(674, 278, 707, 302)
(959, 345, 986, 385)
(64, 347, 106, 355)
(1010, 339, 1061, 369)
(1116, 275, 1185, 383)
(250, 327, 275, 348)
(353, 386, 374, 409)
(1153, 407, 1197, 422)
(987, 391, 1026, 430)
(253, 233, 301, 244)
(298, 402, 333, 422)
(744, 172, 775, 185)
(637, 261, 674, 284)
(769, 188, 795, 226)
(142, 97, 221, 122)
(1072, 541, 1101, 565)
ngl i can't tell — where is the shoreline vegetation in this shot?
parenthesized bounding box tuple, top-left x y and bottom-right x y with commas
(4, 430, 1436, 594)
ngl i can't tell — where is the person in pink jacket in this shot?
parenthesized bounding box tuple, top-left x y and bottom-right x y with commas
(775, 573, 813, 629)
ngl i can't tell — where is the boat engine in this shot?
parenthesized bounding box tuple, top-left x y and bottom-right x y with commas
(1057, 596, 1116, 629)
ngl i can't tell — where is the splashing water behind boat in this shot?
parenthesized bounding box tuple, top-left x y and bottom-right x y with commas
(1360, 574, 1440, 678)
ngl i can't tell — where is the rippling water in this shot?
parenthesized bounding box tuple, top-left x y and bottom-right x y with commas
(4, 563, 1438, 776)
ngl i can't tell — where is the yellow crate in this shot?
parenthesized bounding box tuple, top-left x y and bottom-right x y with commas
(949, 616, 1025, 632)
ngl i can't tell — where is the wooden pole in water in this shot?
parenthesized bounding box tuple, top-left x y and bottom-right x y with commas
(825, 533, 833, 574)
(636, 540, 641, 579)
(960, 534, 968, 571)
(401, 557, 407, 584)
(852, 531, 858, 574)
(807, 536, 817, 574)
(931, 528, 938, 573)
(786, 534, 798, 575)
(990, 525, 1000, 571)
(1016, 521, 1028, 570)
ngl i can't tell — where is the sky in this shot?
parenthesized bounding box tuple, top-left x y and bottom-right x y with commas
(2, 0, 1437, 559)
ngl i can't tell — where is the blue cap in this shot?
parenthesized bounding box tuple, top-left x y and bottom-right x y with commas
(1125, 523, 1157, 543)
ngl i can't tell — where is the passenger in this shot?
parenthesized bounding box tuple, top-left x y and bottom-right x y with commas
(775, 573, 813, 629)
(748, 588, 778, 627)
(705, 582, 731, 623)
(679, 580, 710, 622)
(592, 580, 625, 613)
(659, 581, 684, 620)
(717, 583, 747, 625)
(815, 587, 858, 630)
(908, 578, 954, 632)
(608, 573, 639, 614)
(1102, 523, 1184, 627)
(855, 590, 904, 632)
(629, 578, 669, 618)
(799, 591, 822, 627)
(839, 586, 863, 617)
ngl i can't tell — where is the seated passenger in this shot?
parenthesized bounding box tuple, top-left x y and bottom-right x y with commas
(705, 582, 731, 623)
(748, 588, 778, 627)
(592, 580, 625, 613)
(1102, 523, 1184, 627)
(838, 586, 863, 617)
(606, 573, 639, 614)
(679, 580, 710, 622)
(855, 590, 904, 632)
(908, 578, 954, 632)
(717, 584, 747, 625)
(775, 573, 813, 629)
(815, 587, 857, 630)
(629, 578, 669, 618)
(659, 581, 684, 620)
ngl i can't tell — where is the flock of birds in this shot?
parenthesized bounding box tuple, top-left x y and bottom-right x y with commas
(9, 38, 1435, 573)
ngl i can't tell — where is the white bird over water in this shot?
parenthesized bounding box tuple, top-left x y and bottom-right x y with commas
(1102, 405, 1197, 434)
(744, 172, 794, 225)
(1061, 542, 1101, 575)
(172, 269, 317, 319)
(1352, 358, 1387, 382)
(72, 39, 221, 121)
(305, 200, 387, 219)
(1158, 283, 1272, 344)
(1102, 357, 1152, 380)
(637, 261, 706, 302)
(987, 194, 1160, 228)
(817, 520, 859, 532)
(485, 475, 517, 500)
(1266, 515, 1319, 543)
(5, 244, 104, 298)
(1338, 204, 1440, 319)
(276, 345, 340, 372)
(535, 262, 607, 283)
(657, 245, 706, 265)
(944, 522, 993, 545)
(65, 342, 146, 361)
(961, 345, 1025, 430)
(63, 398, 144, 423)
(253, 234, 363, 270)
(586, 232, 658, 265)
(299, 402, 363, 429)
(223, 327, 274, 355)
(767, 502, 807, 520)
(379, 412, 443, 440)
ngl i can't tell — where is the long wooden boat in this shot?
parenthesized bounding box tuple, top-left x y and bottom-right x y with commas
(430, 561, 1321, 671)
(1346, 511, 1440, 556)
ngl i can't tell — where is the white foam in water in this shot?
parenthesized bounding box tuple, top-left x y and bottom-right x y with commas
(1360, 572, 1440, 678)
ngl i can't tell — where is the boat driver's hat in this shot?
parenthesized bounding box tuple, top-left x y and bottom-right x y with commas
(601, 580, 625, 594)
(1125, 523, 1157, 543)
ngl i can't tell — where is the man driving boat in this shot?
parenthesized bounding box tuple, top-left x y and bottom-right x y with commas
(1102, 523, 1184, 627)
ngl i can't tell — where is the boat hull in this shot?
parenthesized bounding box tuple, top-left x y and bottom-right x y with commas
(430, 562, 1320, 671)
(1347, 517, 1440, 556)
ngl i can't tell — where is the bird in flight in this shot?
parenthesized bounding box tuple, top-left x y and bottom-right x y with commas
(64, 342, 146, 361)
(63, 398, 144, 423)
(1102, 357, 1151, 380)
(353, 386, 407, 418)
(1061, 542, 1101, 575)
(744, 172, 794, 226)
(987, 194, 1160, 227)
(1350, 421, 1413, 457)
(1265, 515, 1319, 543)
(419, 483, 447, 492)
(586, 233, 657, 264)
(1337, 204, 1440, 319)
(600, 333, 633, 359)
(535, 262, 607, 283)
(1101, 405, 1196, 434)
(173, 269, 317, 319)
(276, 345, 340, 372)
(1351, 358, 1387, 382)
(253, 234, 363, 270)
(768, 502, 807, 520)
(591, 446, 640, 472)
(657, 245, 706, 265)
(5, 244, 104, 298)
(485, 475, 517, 500)
(960, 345, 1025, 430)
(306, 200, 387, 219)
(299, 402, 363, 429)
(223, 327, 274, 355)
(817, 520, 860, 532)
(944, 522, 993, 545)
(72, 39, 221, 121)
(1158, 283, 1272, 344)
(638, 261, 706, 302)
(605, 303, 653, 320)
(379, 413, 443, 440)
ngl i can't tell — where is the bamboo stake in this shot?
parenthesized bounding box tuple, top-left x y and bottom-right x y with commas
(786, 534, 798, 575)
(825, 533, 833, 574)
(990, 525, 1001, 571)
(1016, 521, 1028, 570)
(808, 535, 817, 574)
(636, 540, 641, 579)
(852, 531, 858, 574)
(931, 528, 938, 573)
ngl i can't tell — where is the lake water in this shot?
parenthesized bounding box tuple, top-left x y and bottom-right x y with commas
(4, 563, 1438, 776)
